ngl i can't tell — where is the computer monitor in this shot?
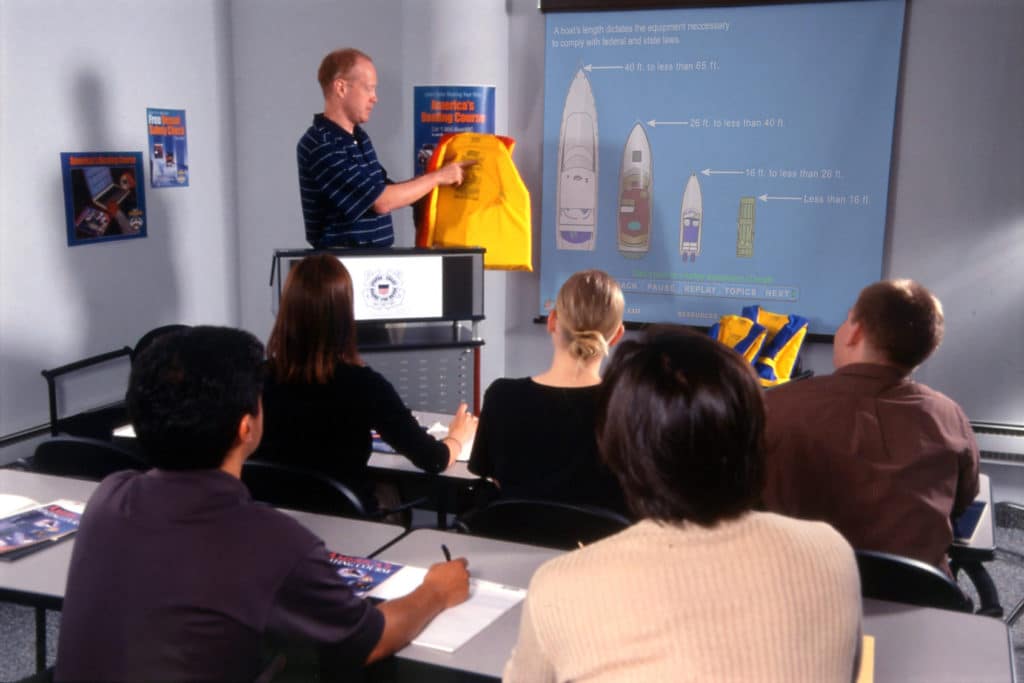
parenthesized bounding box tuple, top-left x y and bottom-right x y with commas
(273, 248, 484, 324)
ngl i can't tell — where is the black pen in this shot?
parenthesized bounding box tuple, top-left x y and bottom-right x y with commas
(441, 544, 452, 562)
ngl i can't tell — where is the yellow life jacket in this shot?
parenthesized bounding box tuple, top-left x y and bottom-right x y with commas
(416, 132, 532, 271)
(741, 305, 809, 387)
(709, 314, 767, 365)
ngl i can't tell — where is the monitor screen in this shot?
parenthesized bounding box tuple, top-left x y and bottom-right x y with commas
(338, 254, 444, 321)
(276, 250, 483, 323)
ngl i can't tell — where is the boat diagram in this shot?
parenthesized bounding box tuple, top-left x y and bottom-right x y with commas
(617, 122, 653, 256)
(556, 68, 599, 251)
(679, 173, 703, 261)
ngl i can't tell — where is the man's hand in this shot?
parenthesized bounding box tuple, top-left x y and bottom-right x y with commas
(366, 557, 471, 663)
(423, 558, 471, 608)
(434, 160, 476, 187)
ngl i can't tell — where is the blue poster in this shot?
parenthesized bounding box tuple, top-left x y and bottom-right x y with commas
(60, 152, 147, 247)
(413, 85, 496, 175)
(540, 1, 905, 334)
(146, 108, 189, 188)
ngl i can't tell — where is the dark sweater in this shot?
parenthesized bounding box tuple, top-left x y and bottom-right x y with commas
(468, 377, 626, 514)
(256, 364, 448, 509)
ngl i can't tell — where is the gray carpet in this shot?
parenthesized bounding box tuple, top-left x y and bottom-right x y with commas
(2, 519, 1023, 682)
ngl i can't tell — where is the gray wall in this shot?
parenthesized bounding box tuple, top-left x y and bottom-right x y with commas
(0, 0, 240, 436)
(884, 0, 1024, 424)
(0, 0, 1021, 436)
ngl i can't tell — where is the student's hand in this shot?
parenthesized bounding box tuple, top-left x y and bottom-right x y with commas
(423, 558, 470, 608)
(445, 402, 478, 455)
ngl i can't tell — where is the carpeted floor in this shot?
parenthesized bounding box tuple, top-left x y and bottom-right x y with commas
(2, 515, 1023, 682)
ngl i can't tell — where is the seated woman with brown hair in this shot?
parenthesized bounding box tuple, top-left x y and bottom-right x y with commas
(256, 253, 476, 512)
(467, 269, 626, 512)
(504, 326, 862, 682)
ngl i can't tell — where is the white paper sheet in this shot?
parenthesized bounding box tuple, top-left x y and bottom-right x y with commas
(368, 565, 526, 652)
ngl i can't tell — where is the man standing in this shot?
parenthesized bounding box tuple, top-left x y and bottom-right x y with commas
(56, 327, 469, 682)
(297, 48, 467, 248)
(761, 279, 979, 576)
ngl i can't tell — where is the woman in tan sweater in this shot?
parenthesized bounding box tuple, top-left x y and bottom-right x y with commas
(504, 326, 862, 683)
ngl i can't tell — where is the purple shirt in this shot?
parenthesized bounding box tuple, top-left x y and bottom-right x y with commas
(56, 468, 384, 682)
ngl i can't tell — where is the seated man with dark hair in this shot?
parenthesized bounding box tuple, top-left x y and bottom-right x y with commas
(762, 279, 980, 575)
(55, 326, 468, 682)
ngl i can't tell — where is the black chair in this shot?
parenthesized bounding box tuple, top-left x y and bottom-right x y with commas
(855, 548, 972, 612)
(29, 436, 149, 481)
(241, 461, 423, 526)
(40, 325, 191, 440)
(453, 498, 631, 550)
(41, 348, 133, 438)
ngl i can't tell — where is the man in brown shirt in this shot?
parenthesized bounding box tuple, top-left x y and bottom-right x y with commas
(762, 279, 979, 575)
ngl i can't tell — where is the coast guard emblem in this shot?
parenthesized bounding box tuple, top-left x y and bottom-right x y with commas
(364, 270, 405, 311)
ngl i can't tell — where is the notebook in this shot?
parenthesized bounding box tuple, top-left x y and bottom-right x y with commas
(953, 500, 987, 544)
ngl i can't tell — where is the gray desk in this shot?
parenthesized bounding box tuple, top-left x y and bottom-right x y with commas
(370, 528, 562, 679)
(863, 598, 1015, 682)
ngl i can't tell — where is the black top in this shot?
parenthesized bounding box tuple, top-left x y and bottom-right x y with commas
(256, 364, 449, 509)
(468, 377, 626, 514)
(56, 469, 384, 682)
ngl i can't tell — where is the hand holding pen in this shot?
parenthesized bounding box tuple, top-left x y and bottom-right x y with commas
(423, 544, 470, 608)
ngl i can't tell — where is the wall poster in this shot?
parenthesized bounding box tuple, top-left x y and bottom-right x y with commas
(60, 152, 147, 247)
(147, 108, 189, 188)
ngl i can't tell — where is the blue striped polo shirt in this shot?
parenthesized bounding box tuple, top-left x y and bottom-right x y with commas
(297, 114, 394, 248)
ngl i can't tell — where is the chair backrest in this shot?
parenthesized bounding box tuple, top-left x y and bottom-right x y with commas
(241, 460, 368, 519)
(855, 548, 972, 612)
(31, 436, 149, 481)
(454, 498, 631, 550)
(40, 348, 133, 437)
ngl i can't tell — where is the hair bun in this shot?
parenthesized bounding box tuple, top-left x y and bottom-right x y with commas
(568, 329, 608, 362)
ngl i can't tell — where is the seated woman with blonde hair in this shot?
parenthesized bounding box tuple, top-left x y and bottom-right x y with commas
(467, 269, 626, 512)
(256, 253, 476, 512)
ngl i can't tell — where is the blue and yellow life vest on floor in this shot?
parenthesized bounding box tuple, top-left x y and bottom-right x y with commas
(710, 306, 809, 387)
(709, 314, 767, 365)
(416, 132, 532, 271)
(742, 305, 808, 387)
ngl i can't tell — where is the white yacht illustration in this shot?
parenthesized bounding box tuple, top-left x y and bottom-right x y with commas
(556, 69, 599, 251)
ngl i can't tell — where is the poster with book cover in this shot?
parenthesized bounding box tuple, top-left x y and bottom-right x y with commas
(147, 108, 189, 188)
(328, 552, 403, 596)
(0, 500, 84, 561)
(413, 85, 495, 176)
(60, 152, 147, 246)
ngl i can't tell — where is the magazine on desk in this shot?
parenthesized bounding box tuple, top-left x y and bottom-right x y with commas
(0, 498, 85, 561)
(328, 550, 526, 652)
(328, 552, 405, 596)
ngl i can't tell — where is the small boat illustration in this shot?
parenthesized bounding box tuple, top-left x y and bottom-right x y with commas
(617, 123, 652, 256)
(679, 173, 703, 261)
(556, 69, 598, 251)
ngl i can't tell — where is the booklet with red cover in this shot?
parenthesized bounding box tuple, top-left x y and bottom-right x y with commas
(327, 552, 404, 597)
(0, 500, 85, 561)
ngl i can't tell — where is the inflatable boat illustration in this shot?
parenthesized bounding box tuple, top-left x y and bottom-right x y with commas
(736, 196, 755, 258)
(617, 123, 652, 256)
(556, 69, 599, 251)
(679, 173, 703, 261)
